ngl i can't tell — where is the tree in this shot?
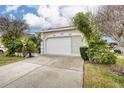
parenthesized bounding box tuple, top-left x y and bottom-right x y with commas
(73, 12, 92, 39)
(1, 30, 23, 56)
(21, 38, 36, 57)
(1, 16, 29, 56)
(29, 33, 42, 53)
(0, 16, 28, 33)
(25, 39, 37, 57)
(94, 5, 124, 55)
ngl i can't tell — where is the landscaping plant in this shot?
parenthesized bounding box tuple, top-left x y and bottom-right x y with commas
(0, 16, 37, 57)
(1, 30, 23, 56)
(73, 12, 116, 64)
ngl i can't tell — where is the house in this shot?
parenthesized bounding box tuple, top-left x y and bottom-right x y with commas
(40, 26, 87, 56)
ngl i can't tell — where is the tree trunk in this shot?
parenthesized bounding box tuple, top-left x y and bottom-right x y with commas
(28, 51, 32, 57)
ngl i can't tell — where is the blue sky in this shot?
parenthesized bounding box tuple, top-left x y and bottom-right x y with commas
(0, 5, 97, 33)
(0, 5, 38, 18)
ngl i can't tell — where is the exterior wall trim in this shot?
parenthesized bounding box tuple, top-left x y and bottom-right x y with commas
(41, 26, 75, 33)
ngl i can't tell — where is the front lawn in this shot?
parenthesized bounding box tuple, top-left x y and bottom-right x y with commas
(84, 55, 124, 88)
(0, 54, 24, 66)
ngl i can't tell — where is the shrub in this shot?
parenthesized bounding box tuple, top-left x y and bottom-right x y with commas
(87, 47, 116, 64)
(2, 33, 23, 56)
(21, 38, 37, 57)
(25, 39, 37, 52)
(102, 53, 116, 64)
(80, 47, 89, 61)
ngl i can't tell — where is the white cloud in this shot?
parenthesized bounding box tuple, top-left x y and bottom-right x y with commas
(37, 5, 70, 28)
(36, 5, 90, 29)
(60, 6, 87, 18)
(23, 5, 97, 30)
(6, 5, 21, 12)
(23, 13, 51, 29)
(37, 6, 60, 17)
(46, 16, 70, 28)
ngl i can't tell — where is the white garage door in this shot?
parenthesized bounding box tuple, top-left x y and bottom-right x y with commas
(72, 36, 82, 56)
(46, 37, 71, 55)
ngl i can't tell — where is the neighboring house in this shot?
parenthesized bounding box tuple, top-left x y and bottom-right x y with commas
(40, 26, 87, 56)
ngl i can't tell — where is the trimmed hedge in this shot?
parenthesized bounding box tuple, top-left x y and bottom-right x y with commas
(80, 47, 89, 61)
(87, 50, 116, 64)
(80, 46, 116, 64)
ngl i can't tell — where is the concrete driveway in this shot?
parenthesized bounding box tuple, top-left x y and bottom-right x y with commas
(0, 55, 83, 88)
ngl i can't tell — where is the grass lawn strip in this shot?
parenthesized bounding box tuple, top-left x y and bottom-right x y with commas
(84, 56, 124, 88)
(0, 54, 24, 66)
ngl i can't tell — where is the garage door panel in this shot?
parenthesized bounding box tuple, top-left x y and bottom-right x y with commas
(72, 36, 82, 56)
(46, 37, 71, 55)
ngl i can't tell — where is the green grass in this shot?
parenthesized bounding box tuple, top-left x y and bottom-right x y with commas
(84, 55, 124, 88)
(0, 54, 24, 66)
(116, 55, 124, 68)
